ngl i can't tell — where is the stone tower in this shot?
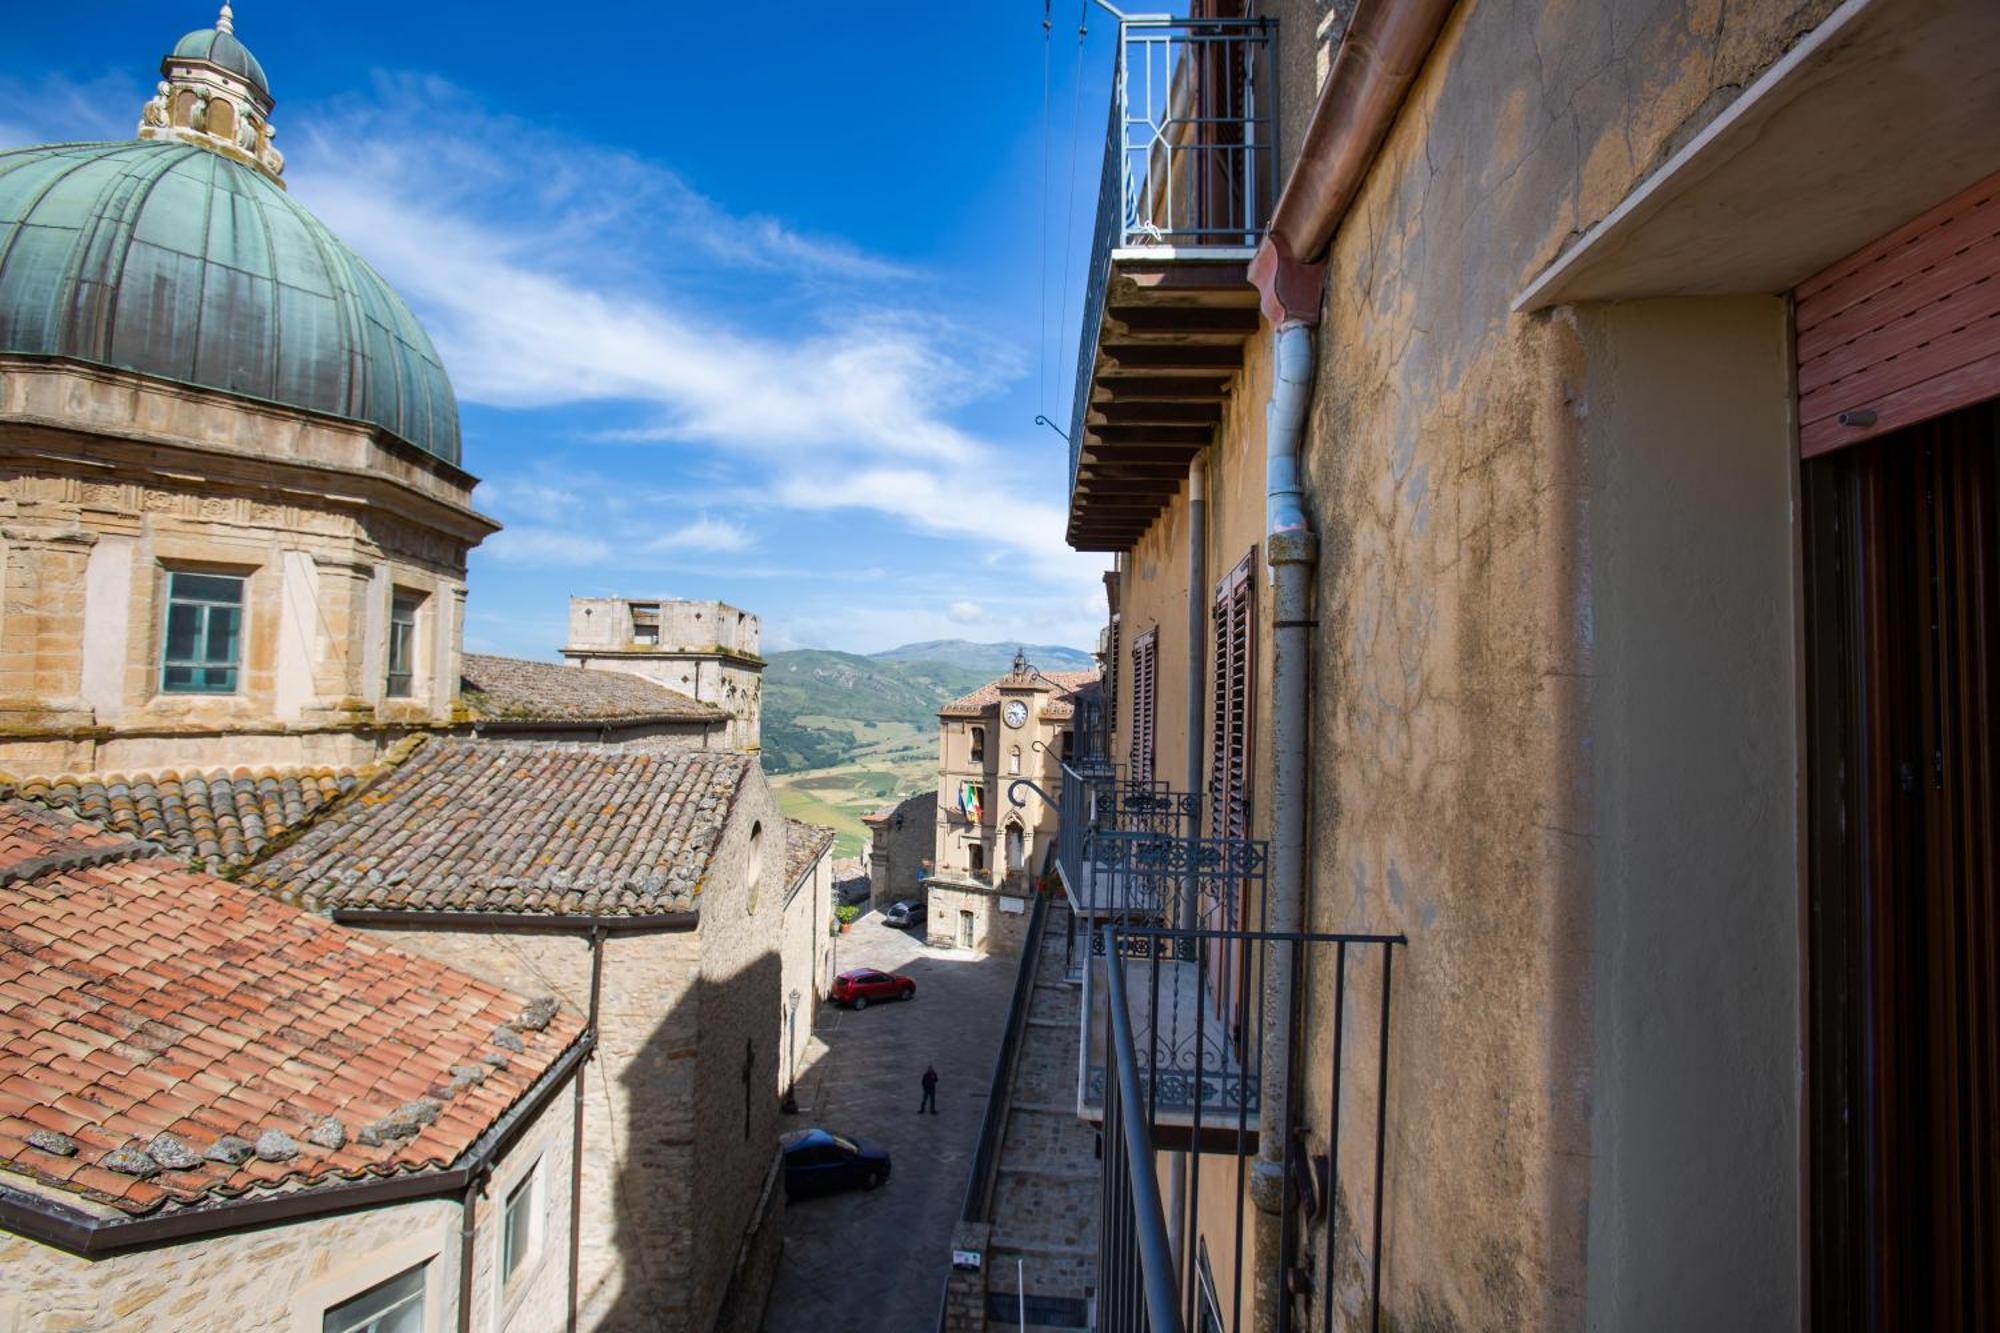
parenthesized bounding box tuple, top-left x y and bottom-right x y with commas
(562, 598, 764, 751)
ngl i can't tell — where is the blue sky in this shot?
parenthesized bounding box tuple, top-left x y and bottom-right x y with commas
(2, 2, 1123, 658)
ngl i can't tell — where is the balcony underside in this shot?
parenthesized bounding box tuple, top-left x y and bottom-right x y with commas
(1068, 250, 1261, 552)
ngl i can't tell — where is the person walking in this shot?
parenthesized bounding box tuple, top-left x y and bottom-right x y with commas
(919, 1064, 939, 1115)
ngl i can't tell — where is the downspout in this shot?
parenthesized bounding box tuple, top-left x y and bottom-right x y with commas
(1242, 0, 1455, 1326)
(568, 926, 606, 1333)
(458, 1163, 490, 1333)
(1169, 452, 1208, 1274)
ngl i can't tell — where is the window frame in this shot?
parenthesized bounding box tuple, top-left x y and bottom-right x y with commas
(385, 590, 423, 700)
(320, 1260, 428, 1333)
(1130, 628, 1159, 785)
(159, 568, 247, 696)
(498, 1157, 542, 1299)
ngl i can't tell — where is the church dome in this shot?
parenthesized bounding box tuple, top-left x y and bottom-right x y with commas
(0, 140, 462, 466)
(171, 21, 270, 100)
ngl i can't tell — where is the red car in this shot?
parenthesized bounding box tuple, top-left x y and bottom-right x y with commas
(831, 967, 915, 1009)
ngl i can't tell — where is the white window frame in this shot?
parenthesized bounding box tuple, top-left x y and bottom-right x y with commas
(496, 1151, 548, 1313)
(290, 1230, 449, 1333)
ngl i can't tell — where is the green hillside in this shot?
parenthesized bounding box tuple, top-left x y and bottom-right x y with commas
(870, 639, 1095, 672)
(761, 649, 989, 775)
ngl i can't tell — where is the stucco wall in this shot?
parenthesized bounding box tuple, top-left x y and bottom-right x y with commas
(0, 1075, 572, 1332)
(1288, 1, 1835, 1330)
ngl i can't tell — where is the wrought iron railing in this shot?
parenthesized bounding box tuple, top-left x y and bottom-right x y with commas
(1068, 14, 1277, 486)
(1097, 923, 1406, 1333)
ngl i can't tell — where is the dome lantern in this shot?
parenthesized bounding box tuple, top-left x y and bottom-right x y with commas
(138, 5, 284, 184)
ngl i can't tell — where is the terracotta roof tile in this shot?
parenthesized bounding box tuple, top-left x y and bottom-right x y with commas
(783, 820, 835, 890)
(0, 799, 583, 1217)
(938, 669, 1100, 720)
(461, 654, 723, 725)
(242, 739, 752, 917)
(8, 767, 359, 870)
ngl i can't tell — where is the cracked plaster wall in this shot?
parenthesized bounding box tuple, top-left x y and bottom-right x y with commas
(1293, 0, 1832, 1329)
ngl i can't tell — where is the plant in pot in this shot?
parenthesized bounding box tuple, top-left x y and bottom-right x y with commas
(835, 904, 860, 932)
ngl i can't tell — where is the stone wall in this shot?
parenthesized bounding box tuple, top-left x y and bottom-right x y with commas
(0, 1070, 571, 1331)
(926, 879, 1033, 957)
(563, 599, 764, 751)
(687, 769, 787, 1333)
(780, 835, 834, 1096)
(0, 359, 487, 776)
(866, 790, 935, 909)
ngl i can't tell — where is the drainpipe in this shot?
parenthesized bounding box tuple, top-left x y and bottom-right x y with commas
(1254, 321, 1318, 1214)
(568, 926, 606, 1333)
(457, 1164, 489, 1333)
(1167, 452, 1208, 1275)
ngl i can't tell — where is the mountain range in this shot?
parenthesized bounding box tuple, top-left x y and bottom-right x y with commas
(761, 640, 1095, 773)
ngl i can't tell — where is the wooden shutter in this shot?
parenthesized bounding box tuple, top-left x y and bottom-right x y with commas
(1797, 170, 2000, 459)
(1107, 614, 1121, 741)
(1207, 550, 1256, 842)
(1129, 629, 1157, 784)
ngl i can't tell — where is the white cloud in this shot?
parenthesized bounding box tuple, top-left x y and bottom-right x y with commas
(947, 600, 985, 624)
(483, 528, 613, 567)
(647, 516, 752, 554)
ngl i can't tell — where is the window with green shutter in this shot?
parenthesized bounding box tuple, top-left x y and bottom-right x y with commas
(160, 572, 244, 694)
(386, 592, 422, 698)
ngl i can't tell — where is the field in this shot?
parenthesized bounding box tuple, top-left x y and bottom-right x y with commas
(770, 751, 934, 858)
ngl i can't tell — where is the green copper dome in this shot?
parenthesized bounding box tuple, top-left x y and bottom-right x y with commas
(171, 24, 271, 100)
(0, 141, 461, 465)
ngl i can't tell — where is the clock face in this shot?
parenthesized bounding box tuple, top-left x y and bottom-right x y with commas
(1003, 700, 1029, 729)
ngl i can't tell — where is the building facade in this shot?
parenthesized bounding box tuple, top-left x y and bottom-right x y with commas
(1050, 1, 2000, 1331)
(926, 655, 1094, 955)
(563, 598, 765, 751)
(862, 789, 936, 912)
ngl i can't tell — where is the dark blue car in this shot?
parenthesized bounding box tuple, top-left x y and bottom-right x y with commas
(781, 1127, 892, 1198)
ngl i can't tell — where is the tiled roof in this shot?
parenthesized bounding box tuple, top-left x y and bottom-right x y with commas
(243, 739, 752, 917)
(461, 654, 723, 725)
(0, 800, 583, 1218)
(8, 767, 359, 869)
(784, 819, 835, 889)
(939, 669, 1101, 719)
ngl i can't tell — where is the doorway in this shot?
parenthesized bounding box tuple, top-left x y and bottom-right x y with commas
(959, 910, 975, 950)
(1803, 399, 2000, 1331)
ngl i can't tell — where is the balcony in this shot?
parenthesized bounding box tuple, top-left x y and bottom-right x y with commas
(1068, 13, 1276, 552)
(1097, 922, 1405, 1333)
(1079, 834, 1268, 1149)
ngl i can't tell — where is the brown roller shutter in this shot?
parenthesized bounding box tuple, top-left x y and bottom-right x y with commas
(1130, 629, 1157, 785)
(1796, 170, 2000, 459)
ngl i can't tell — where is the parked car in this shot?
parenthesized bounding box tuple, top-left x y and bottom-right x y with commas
(781, 1127, 891, 1198)
(834, 878, 872, 907)
(830, 967, 915, 1009)
(883, 898, 927, 929)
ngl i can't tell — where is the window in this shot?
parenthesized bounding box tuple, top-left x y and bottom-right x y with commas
(1196, 1240, 1225, 1333)
(501, 1163, 540, 1289)
(630, 602, 660, 645)
(968, 842, 985, 874)
(385, 592, 422, 698)
(1208, 551, 1256, 840)
(160, 571, 244, 694)
(1009, 745, 1021, 775)
(322, 1262, 426, 1333)
(1130, 629, 1158, 784)
(969, 725, 986, 764)
(1061, 729, 1075, 761)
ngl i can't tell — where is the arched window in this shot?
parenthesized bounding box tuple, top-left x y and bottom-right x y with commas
(969, 726, 986, 764)
(1009, 745, 1021, 775)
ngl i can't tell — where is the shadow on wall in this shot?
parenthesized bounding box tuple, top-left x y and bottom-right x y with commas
(594, 947, 787, 1333)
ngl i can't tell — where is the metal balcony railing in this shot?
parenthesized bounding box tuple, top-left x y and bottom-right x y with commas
(1068, 14, 1277, 483)
(1098, 923, 1406, 1333)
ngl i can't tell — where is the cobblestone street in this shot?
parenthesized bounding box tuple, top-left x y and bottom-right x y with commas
(764, 910, 1019, 1333)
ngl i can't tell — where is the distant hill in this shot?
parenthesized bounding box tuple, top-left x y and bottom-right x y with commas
(870, 640, 1096, 673)
(761, 650, 990, 774)
(761, 640, 1095, 775)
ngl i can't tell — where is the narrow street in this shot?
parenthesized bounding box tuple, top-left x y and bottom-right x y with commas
(764, 910, 1019, 1332)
